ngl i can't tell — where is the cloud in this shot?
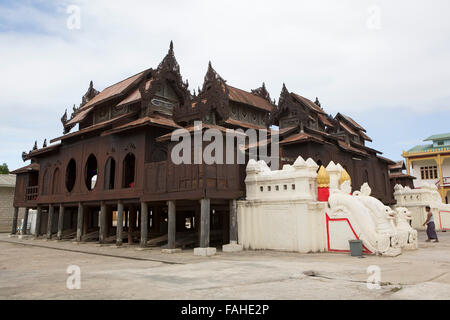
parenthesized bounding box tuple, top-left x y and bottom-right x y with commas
(1, 0, 449, 169)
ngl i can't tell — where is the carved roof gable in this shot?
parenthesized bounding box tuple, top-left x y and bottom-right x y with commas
(139, 42, 190, 116)
(173, 62, 229, 124)
(156, 41, 180, 74)
(81, 81, 100, 107)
(251, 82, 273, 104)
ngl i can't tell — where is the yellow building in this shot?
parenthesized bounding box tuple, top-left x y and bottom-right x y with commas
(402, 132, 450, 204)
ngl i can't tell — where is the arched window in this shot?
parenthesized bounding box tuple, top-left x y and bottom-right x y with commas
(52, 168, 60, 194)
(65, 159, 76, 192)
(104, 157, 116, 190)
(85, 154, 98, 191)
(123, 153, 136, 188)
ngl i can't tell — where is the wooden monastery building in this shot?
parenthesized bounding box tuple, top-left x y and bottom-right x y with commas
(10, 42, 398, 251)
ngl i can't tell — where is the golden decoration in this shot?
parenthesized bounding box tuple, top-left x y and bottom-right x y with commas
(317, 166, 330, 188)
(339, 169, 351, 185)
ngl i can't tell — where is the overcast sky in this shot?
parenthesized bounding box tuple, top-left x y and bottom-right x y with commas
(1, 0, 449, 170)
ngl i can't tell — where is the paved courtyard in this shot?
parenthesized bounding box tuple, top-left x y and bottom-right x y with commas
(0, 231, 449, 300)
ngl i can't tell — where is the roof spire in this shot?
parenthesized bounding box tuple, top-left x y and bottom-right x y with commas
(157, 40, 180, 73)
(61, 109, 68, 125)
(81, 80, 99, 107)
(203, 61, 225, 85)
(278, 83, 290, 105)
(251, 82, 272, 104)
(314, 97, 321, 108)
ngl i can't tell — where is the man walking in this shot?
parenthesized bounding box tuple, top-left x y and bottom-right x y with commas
(423, 206, 439, 243)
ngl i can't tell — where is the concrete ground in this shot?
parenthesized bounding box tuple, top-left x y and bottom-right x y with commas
(0, 231, 449, 300)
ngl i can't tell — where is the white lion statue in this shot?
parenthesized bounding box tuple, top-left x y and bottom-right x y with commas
(393, 207, 418, 250)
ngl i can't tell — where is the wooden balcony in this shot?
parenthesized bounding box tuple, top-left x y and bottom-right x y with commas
(25, 186, 38, 201)
(143, 160, 245, 201)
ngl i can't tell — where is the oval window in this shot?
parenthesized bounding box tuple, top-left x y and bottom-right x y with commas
(85, 154, 98, 191)
(65, 159, 76, 192)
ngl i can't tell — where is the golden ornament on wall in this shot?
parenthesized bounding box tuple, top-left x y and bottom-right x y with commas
(317, 166, 330, 188)
(339, 169, 351, 185)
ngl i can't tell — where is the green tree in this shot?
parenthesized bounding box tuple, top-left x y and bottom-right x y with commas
(0, 163, 9, 174)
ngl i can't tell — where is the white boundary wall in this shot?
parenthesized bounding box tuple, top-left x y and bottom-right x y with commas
(393, 183, 450, 231)
(237, 157, 328, 253)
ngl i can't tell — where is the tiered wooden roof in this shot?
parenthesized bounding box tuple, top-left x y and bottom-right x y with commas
(20, 41, 392, 168)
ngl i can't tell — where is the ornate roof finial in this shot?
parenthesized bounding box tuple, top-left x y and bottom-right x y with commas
(81, 80, 99, 107)
(278, 83, 290, 105)
(61, 109, 68, 125)
(157, 40, 180, 73)
(251, 82, 272, 104)
(315, 97, 321, 108)
(43, 139, 47, 148)
(33, 141, 38, 151)
(203, 61, 226, 89)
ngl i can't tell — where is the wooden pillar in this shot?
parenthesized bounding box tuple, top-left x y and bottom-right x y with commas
(106, 206, 113, 237)
(99, 202, 106, 243)
(167, 200, 176, 249)
(82, 207, 89, 236)
(11, 207, 19, 235)
(116, 201, 124, 246)
(406, 158, 411, 176)
(46, 205, 54, 239)
(57, 205, 64, 240)
(137, 209, 141, 230)
(199, 198, 210, 248)
(140, 202, 148, 247)
(76, 203, 84, 242)
(128, 207, 136, 244)
(437, 155, 445, 202)
(195, 204, 200, 244)
(229, 200, 238, 243)
(34, 206, 42, 238)
(124, 210, 128, 229)
(22, 208, 29, 235)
